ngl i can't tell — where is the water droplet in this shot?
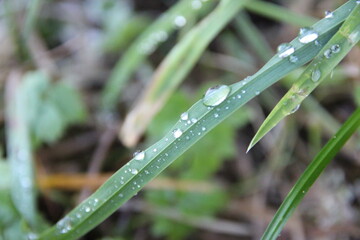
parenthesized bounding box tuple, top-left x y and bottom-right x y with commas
(27, 233, 38, 240)
(315, 40, 321, 46)
(191, 0, 202, 9)
(131, 168, 139, 175)
(357, 0, 360, 4)
(323, 49, 332, 58)
(255, 91, 260, 95)
(311, 68, 321, 82)
(174, 16, 186, 28)
(180, 112, 189, 121)
(133, 150, 145, 161)
(191, 118, 197, 123)
(85, 207, 91, 212)
(236, 94, 241, 99)
(324, 10, 333, 19)
(172, 129, 183, 138)
(202, 85, 231, 107)
(277, 43, 295, 58)
(214, 113, 219, 118)
(298, 27, 318, 43)
(331, 44, 340, 53)
(119, 193, 124, 198)
(289, 55, 298, 63)
(202, 127, 206, 131)
(290, 104, 300, 114)
(153, 148, 157, 152)
(241, 90, 246, 94)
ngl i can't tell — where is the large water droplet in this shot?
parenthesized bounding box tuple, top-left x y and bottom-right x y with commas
(324, 10, 334, 19)
(202, 85, 231, 107)
(172, 129, 183, 138)
(311, 68, 321, 82)
(277, 43, 295, 58)
(298, 27, 318, 43)
(174, 16, 186, 28)
(180, 112, 189, 121)
(133, 150, 145, 161)
(331, 44, 340, 53)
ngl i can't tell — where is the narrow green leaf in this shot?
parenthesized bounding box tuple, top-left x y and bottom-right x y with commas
(38, 2, 358, 240)
(101, 0, 215, 111)
(5, 71, 37, 229)
(249, 4, 360, 151)
(261, 107, 360, 240)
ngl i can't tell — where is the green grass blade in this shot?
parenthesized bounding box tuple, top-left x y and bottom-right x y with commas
(234, 12, 273, 62)
(37, 2, 357, 240)
(100, 0, 215, 111)
(261, 107, 360, 240)
(5, 71, 37, 229)
(248, 4, 360, 151)
(24, 0, 43, 39)
(244, 0, 317, 27)
(119, 0, 247, 147)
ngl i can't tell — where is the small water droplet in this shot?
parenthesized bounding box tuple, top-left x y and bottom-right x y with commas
(298, 27, 318, 43)
(85, 207, 91, 213)
(324, 10, 334, 19)
(172, 129, 183, 138)
(241, 90, 246, 94)
(277, 43, 295, 58)
(131, 169, 139, 175)
(174, 16, 186, 28)
(255, 91, 260, 95)
(180, 112, 189, 121)
(214, 113, 219, 118)
(289, 55, 298, 63)
(236, 94, 241, 99)
(191, 118, 197, 123)
(133, 150, 145, 161)
(290, 104, 300, 114)
(315, 40, 321, 46)
(311, 68, 321, 82)
(202, 85, 231, 107)
(119, 193, 124, 198)
(323, 49, 332, 58)
(191, 0, 202, 9)
(153, 148, 157, 152)
(202, 127, 206, 131)
(331, 44, 340, 53)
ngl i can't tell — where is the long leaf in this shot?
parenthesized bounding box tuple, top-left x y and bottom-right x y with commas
(101, 0, 215, 111)
(249, 4, 360, 151)
(38, 1, 358, 239)
(119, 0, 246, 147)
(261, 107, 360, 240)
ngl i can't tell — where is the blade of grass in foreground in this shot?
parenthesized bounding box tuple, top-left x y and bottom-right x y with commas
(38, 2, 358, 240)
(5, 71, 37, 229)
(248, 4, 360, 151)
(119, 0, 246, 147)
(261, 107, 360, 240)
(100, 0, 215, 111)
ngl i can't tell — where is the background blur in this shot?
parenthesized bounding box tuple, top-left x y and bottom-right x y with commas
(0, 0, 360, 239)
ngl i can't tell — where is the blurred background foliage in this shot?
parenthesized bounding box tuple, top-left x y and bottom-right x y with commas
(0, 0, 360, 239)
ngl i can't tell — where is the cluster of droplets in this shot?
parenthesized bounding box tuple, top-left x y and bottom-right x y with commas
(139, 30, 168, 54)
(276, 26, 319, 63)
(323, 44, 341, 59)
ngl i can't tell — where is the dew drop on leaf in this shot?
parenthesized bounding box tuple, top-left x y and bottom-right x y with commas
(324, 49, 332, 58)
(289, 55, 298, 63)
(131, 168, 139, 175)
(290, 104, 300, 114)
(133, 150, 145, 161)
(311, 68, 321, 82)
(202, 85, 231, 107)
(180, 112, 189, 121)
(191, 0, 202, 9)
(172, 129, 183, 138)
(324, 10, 334, 19)
(277, 43, 295, 58)
(298, 27, 318, 43)
(331, 44, 340, 53)
(174, 16, 187, 27)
